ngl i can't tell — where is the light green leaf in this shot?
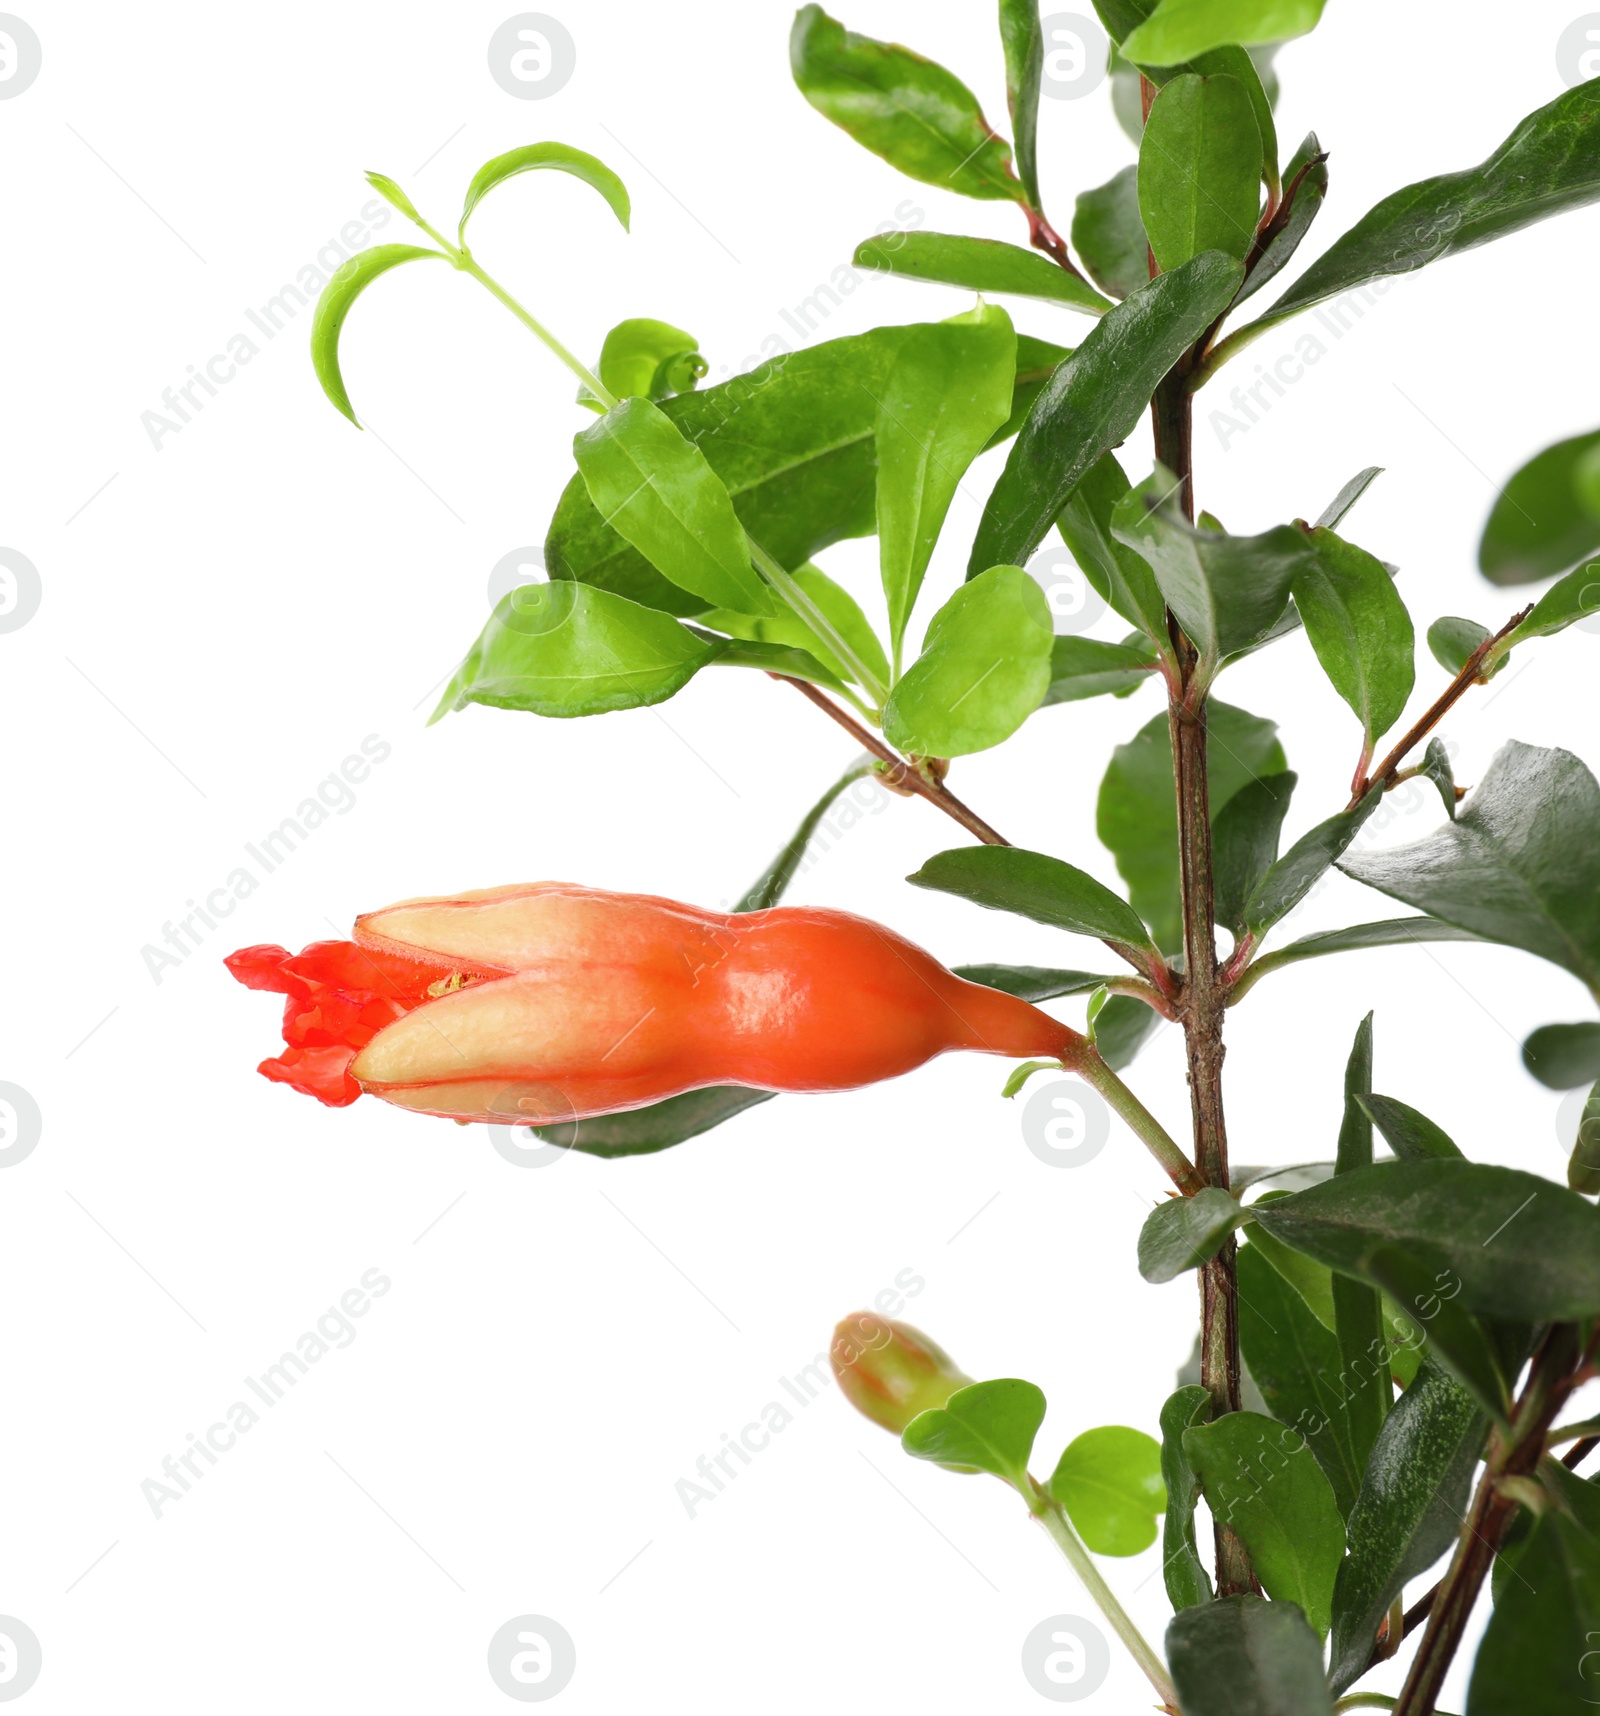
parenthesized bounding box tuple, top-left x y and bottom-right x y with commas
(458, 142, 630, 244)
(1139, 1188, 1247, 1282)
(1159, 1386, 1215, 1610)
(432, 582, 723, 721)
(1072, 166, 1149, 301)
(1049, 1426, 1167, 1555)
(1139, 74, 1263, 270)
(854, 231, 1111, 313)
(1479, 426, 1600, 586)
(572, 397, 775, 617)
(1123, 0, 1327, 64)
(1185, 1411, 1346, 1635)
(591, 318, 704, 406)
(901, 1379, 1047, 1488)
(699, 562, 889, 689)
(883, 565, 1053, 756)
(790, 6, 1023, 201)
(1167, 1594, 1335, 1716)
(877, 306, 1018, 655)
(310, 244, 448, 424)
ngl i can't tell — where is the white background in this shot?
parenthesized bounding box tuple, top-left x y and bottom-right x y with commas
(4, 1, 1598, 1709)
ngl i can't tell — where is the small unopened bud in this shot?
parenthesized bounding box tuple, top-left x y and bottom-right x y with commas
(830, 1313, 972, 1435)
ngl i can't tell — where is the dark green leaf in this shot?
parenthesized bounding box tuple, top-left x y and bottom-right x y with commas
(1183, 1411, 1346, 1634)
(877, 307, 1018, 655)
(998, 0, 1044, 208)
(1041, 635, 1159, 704)
(593, 317, 703, 405)
(698, 561, 889, 689)
(790, 6, 1023, 201)
(953, 964, 1116, 1001)
(1524, 1021, 1600, 1091)
(1427, 614, 1492, 675)
(1056, 453, 1171, 645)
(735, 759, 876, 912)
(531, 1086, 776, 1158)
(883, 565, 1053, 756)
(1292, 526, 1416, 754)
(1252, 1159, 1600, 1322)
(1049, 1425, 1167, 1555)
(1213, 771, 1296, 934)
(1569, 1081, 1600, 1194)
(854, 231, 1111, 313)
(1234, 79, 1600, 352)
(1242, 788, 1381, 940)
(1232, 132, 1327, 307)
(1417, 736, 1459, 820)
(1095, 993, 1165, 1069)
(1072, 165, 1150, 300)
(1356, 1094, 1464, 1163)
(1340, 741, 1600, 997)
(1124, 0, 1328, 63)
(310, 244, 448, 425)
(1468, 1462, 1600, 1714)
(1232, 916, 1483, 997)
(1099, 701, 1285, 950)
(907, 845, 1157, 956)
(457, 142, 630, 243)
(969, 250, 1244, 574)
(432, 582, 722, 722)
(1110, 470, 1305, 660)
(1327, 1361, 1485, 1694)
(1358, 1245, 1510, 1422)
(1237, 1243, 1364, 1517)
(901, 1378, 1046, 1487)
(1502, 557, 1600, 645)
(1316, 464, 1383, 531)
(1167, 1595, 1335, 1716)
(1159, 1386, 1215, 1610)
(1139, 74, 1262, 270)
(1479, 425, 1600, 586)
(1139, 1187, 1247, 1282)
(572, 398, 775, 616)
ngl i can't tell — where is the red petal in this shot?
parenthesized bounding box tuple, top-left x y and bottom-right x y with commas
(258, 1046, 362, 1106)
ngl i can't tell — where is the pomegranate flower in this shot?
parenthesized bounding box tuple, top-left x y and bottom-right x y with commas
(225, 883, 1083, 1125)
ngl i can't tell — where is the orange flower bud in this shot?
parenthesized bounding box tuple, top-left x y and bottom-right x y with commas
(831, 1313, 973, 1435)
(226, 884, 1084, 1125)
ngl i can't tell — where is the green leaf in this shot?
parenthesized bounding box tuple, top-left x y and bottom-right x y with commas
(694, 632, 849, 694)
(432, 582, 722, 721)
(592, 318, 704, 405)
(1358, 1245, 1510, 1423)
(1167, 1594, 1335, 1716)
(1292, 526, 1416, 754)
(1231, 131, 1327, 307)
(458, 142, 629, 244)
(1417, 736, 1459, 820)
(310, 244, 448, 424)
(901, 1378, 1046, 1488)
(1237, 1243, 1364, 1517)
(1356, 1094, 1464, 1163)
(1138, 74, 1262, 270)
(1124, 0, 1328, 63)
(1479, 426, 1600, 586)
(363, 171, 424, 226)
(1340, 741, 1600, 996)
(699, 562, 889, 689)
(790, 6, 1023, 201)
(1468, 1462, 1600, 1715)
(1233, 916, 1483, 997)
(1524, 1021, 1600, 1091)
(854, 231, 1111, 313)
(529, 1086, 776, 1158)
(1569, 1080, 1600, 1194)
(1326, 1361, 1485, 1694)
(1253, 1159, 1600, 1322)
(883, 565, 1053, 756)
(1072, 166, 1149, 301)
(998, 0, 1044, 208)
(1159, 1386, 1215, 1610)
(1317, 465, 1384, 532)
(1139, 1187, 1247, 1282)
(1056, 453, 1171, 646)
(970, 250, 1245, 574)
(1427, 614, 1493, 676)
(572, 397, 775, 617)
(1099, 702, 1286, 950)
(1049, 1426, 1166, 1555)
(1095, 993, 1165, 1070)
(876, 307, 1018, 655)
(907, 845, 1158, 956)
(1234, 78, 1600, 353)
(1183, 1411, 1347, 1635)
(1242, 788, 1382, 940)
(1502, 557, 1600, 646)
(1042, 635, 1159, 705)
(1110, 470, 1306, 661)
(953, 964, 1116, 1001)
(1213, 771, 1296, 934)
(735, 759, 876, 912)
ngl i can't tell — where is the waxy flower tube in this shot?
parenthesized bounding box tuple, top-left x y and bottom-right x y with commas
(831, 1313, 973, 1436)
(226, 883, 1085, 1125)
